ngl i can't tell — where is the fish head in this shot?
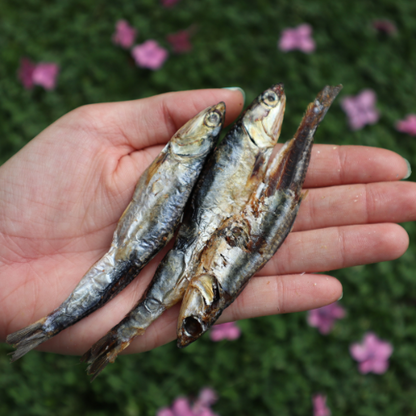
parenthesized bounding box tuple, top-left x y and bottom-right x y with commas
(170, 102, 225, 158)
(242, 84, 286, 148)
(177, 273, 220, 348)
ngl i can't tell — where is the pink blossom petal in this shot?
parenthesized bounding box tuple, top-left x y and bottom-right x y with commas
(132, 40, 168, 70)
(172, 397, 194, 416)
(112, 20, 137, 49)
(363, 332, 378, 349)
(350, 343, 369, 362)
(32, 62, 59, 90)
(210, 322, 240, 341)
(18, 57, 36, 89)
(209, 330, 224, 342)
(340, 97, 357, 113)
(197, 388, 218, 407)
(358, 359, 373, 374)
(299, 37, 316, 53)
(278, 24, 315, 53)
(167, 30, 192, 53)
(370, 358, 390, 374)
(373, 19, 397, 34)
(312, 394, 331, 416)
(358, 89, 377, 107)
(307, 302, 345, 334)
(225, 326, 241, 340)
(341, 89, 379, 130)
(396, 115, 416, 136)
(297, 23, 313, 36)
(157, 408, 176, 416)
(197, 408, 217, 416)
(351, 332, 392, 374)
(331, 305, 346, 319)
(317, 320, 333, 334)
(373, 341, 393, 361)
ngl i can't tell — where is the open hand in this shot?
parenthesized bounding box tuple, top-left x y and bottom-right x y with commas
(0, 89, 413, 356)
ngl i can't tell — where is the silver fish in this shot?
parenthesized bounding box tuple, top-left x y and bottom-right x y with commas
(82, 85, 286, 379)
(6, 102, 226, 361)
(176, 85, 342, 347)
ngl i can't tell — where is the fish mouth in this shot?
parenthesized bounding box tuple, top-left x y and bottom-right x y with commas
(177, 273, 219, 347)
(177, 315, 206, 348)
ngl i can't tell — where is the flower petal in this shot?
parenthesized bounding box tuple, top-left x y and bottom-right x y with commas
(350, 343, 369, 362)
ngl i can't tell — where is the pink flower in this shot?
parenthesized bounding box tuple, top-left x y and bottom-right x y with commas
(157, 409, 175, 416)
(192, 388, 218, 415)
(112, 20, 137, 49)
(18, 58, 59, 91)
(157, 388, 218, 416)
(132, 40, 168, 70)
(340, 89, 380, 130)
(167, 30, 192, 53)
(396, 114, 416, 136)
(210, 322, 241, 342)
(278, 24, 316, 53)
(18, 57, 36, 89)
(350, 332, 393, 374)
(172, 397, 195, 416)
(307, 302, 345, 335)
(373, 19, 397, 35)
(32, 63, 59, 90)
(312, 394, 331, 416)
(161, 0, 180, 7)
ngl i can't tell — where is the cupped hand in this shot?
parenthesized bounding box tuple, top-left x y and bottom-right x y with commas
(0, 89, 414, 357)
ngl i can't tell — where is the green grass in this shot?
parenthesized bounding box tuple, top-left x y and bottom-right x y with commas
(1, 0, 416, 414)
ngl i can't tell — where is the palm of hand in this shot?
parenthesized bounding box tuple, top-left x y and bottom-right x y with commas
(0, 89, 413, 357)
(0, 103, 168, 351)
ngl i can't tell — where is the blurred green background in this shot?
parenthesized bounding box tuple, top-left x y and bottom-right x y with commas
(1, 0, 416, 415)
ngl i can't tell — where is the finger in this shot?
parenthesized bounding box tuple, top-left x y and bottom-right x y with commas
(221, 273, 342, 321)
(29, 223, 407, 355)
(77, 88, 245, 150)
(299, 145, 409, 187)
(260, 223, 409, 276)
(125, 274, 342, 354)
(293, 181, 416, 232)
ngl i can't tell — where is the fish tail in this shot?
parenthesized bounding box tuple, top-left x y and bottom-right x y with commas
(6, 317, 50, 362)
(81, 327, 144, 381)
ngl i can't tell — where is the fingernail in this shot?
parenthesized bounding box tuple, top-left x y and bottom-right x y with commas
(223, 87, 245, 105)
(337, 292, 343, 301)
(403, 158, 412, 179)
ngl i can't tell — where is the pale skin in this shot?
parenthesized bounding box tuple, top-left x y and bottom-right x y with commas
(0, 89, 414, 357)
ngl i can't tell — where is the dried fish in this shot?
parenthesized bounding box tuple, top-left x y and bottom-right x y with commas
(176, 85, 342, 347)
(6, 102, 225, 361)
(82, 85, 287, 378)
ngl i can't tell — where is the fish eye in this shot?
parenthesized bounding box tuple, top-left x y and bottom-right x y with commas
(204, 110, 221, 127)
(261, 90, 278, 107)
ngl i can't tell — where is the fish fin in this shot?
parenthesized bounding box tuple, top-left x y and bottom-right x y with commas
(6, 317, 49, 362)
(82, 329, 143, 381)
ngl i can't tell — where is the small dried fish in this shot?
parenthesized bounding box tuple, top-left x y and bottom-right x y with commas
(176, 85, 342, 347)
(82, 85, 287, 379)
(6, 102, 225, 361)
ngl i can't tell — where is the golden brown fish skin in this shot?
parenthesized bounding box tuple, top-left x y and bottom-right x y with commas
(177, 85, 343, 348)
(82, 85, 287, 379)
(6, 103, 225, 362)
